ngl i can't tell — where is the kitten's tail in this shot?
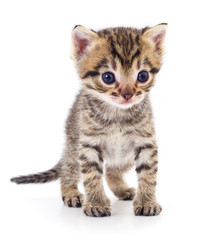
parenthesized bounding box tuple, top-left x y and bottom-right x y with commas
(10, 163, 61, 184)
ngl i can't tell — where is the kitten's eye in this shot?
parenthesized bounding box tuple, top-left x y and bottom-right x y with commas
(137, 71, 149, 83)
(102, 72, 115, 84)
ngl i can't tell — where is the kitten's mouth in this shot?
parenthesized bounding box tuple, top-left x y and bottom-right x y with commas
(109, 95, 144, 107)
(107, 94, 144, 108)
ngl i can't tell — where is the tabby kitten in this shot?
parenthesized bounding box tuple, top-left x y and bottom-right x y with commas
(11, 23, 167, 217)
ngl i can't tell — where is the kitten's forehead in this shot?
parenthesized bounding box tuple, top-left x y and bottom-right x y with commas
(96, 27, 146, 71)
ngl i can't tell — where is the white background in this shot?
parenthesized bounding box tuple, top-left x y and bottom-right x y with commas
(1, 0, 198, 239)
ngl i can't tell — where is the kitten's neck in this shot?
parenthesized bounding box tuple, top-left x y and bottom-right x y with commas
(81, 88, 152, 123)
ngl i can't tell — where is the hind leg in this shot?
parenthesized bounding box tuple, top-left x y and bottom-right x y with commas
(60, 153, 83, 208)
(105, 165, 136, 200)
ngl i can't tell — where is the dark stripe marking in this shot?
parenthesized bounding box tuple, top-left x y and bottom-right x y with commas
(109, 37, 125, 66)
(74, 25, 81, 29)
(81, 161, 103, 174)
(82, 71, 100, 79)
(135, 129, 153, 137)
(150, 68, 160, 74)
(136, 91, 142, 96)
(143, 57, 153, 68)
(85, 84, 96, 91)
(81, 143, 103, 162)
(151, 150, 158, 158)
(79, 154, 88, 161)
(131, 49, 141, 64)
(135, 34, 140, 45)
(129, 32, 134, 50)
(137, 161, 159, 174)
(136, 164, 151, 173)
(134, 144, 155, 161)
(149, 181, 157, 186)
(94, 58, 108, 71)
(136, 160, 158, 174)
(111, 92, 118, 96)
(142, 26, 150, 34)
(152, 167, 158, 174)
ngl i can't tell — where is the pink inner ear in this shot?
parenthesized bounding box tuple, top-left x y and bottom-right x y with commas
(74, 35, 90, 55)
(153, 31, 165, 51)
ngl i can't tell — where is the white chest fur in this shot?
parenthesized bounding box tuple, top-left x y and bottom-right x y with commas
(101, 130, 136, 168)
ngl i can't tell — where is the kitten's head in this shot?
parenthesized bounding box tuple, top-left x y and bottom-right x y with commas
(71, 24, 167, 108)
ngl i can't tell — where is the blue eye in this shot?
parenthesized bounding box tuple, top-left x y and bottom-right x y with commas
(102, 72, 115, 84)
(137, 71, 149, 83)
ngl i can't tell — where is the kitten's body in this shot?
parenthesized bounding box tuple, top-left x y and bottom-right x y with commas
(11, 24, 167, 217)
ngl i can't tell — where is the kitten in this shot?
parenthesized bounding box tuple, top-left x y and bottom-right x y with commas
(11, 24, 167, 217)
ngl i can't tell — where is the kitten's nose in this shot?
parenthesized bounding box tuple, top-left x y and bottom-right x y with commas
(123, 94, 133, 101)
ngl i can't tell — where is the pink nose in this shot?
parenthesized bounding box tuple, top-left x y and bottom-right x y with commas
(123, 94, 133, 101)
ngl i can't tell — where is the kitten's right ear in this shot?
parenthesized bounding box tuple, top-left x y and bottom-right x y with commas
(71, 25, 98, 61)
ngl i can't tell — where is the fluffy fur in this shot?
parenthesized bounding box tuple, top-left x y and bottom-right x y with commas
(11, 24, 167, 217)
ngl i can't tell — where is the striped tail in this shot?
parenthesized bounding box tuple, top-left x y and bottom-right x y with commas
(10, 164, 60, 184)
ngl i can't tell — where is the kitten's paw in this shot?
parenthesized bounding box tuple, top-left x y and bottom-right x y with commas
(119, 187, 136, 201)
(62, 194, 84, 208)
(83, 203, 111, 217)
(133, 201, 162, 216)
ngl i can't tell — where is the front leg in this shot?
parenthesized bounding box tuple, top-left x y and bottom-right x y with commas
(133, 143, 162, 216)
(79, 143, 111, 217)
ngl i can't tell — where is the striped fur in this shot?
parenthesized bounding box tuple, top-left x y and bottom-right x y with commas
(10, 165, 60, 184)
(11, 24, 167, 217)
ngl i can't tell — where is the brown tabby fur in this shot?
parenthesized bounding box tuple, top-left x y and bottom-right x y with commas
(11, 23, 167, 217)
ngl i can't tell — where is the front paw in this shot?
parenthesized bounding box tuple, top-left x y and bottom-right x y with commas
(62, 193, 84, 208)
(83, 202, 111, 217)
(133, 201, 162, 216)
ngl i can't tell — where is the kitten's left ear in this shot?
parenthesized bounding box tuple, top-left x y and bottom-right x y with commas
(143, 23, 167, 54)
(71, 25, 98, 61)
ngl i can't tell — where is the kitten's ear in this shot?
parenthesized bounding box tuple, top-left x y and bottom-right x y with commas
(143, 23, 167, 54)
(71, 25, 98, 61)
